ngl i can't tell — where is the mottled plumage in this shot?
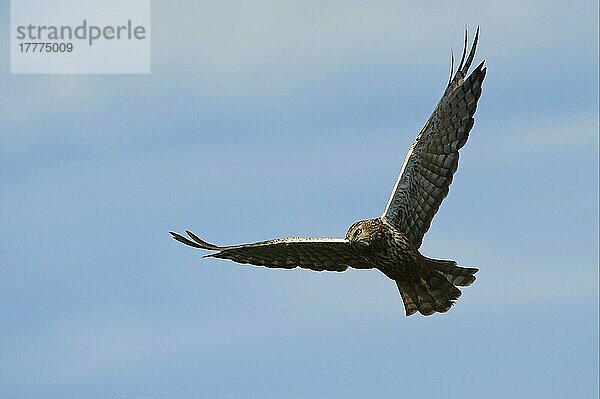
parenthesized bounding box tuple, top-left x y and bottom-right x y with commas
(171, 29, 486, 316)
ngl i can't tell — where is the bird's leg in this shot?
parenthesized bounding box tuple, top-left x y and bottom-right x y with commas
(416, 255, 431, 292)
(419, 276, 431, 292)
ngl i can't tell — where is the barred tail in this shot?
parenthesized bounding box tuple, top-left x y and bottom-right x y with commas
(396, 258, 478, 316)
(422, 256, 478, 287)
(396, 271, 461, 316)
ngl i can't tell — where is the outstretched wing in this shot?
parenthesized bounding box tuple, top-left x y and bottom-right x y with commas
(170, 230, 368, 272)
(382, 28, 486, 248)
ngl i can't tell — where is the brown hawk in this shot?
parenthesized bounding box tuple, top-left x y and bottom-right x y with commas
(171, 29, 486, 316)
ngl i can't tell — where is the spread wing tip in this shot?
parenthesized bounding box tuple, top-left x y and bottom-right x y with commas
(472, 60, 487, 82)
(450, 26, 481, 86)
(169, 230, 223, 250)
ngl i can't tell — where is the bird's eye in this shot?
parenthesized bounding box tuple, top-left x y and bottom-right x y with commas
(354, 228, 362, 237)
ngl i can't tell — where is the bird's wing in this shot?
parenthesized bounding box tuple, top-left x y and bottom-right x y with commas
(382, 28, 486, 248)
(170, 230, 368, 272)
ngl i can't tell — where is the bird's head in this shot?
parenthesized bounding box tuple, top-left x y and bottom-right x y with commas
(346, 218, 382, 243)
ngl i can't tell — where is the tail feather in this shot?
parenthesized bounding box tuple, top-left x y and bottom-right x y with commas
(397, 270, 462, 316)
(423, 257, 478, 286)
(398, 283, 419, 316)
(396, 256, 477, 316)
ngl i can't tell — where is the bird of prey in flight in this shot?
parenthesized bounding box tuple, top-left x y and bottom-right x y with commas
(171, 28, 486, 316)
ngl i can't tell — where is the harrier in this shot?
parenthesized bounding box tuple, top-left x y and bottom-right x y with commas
(171, 29, 486, 316)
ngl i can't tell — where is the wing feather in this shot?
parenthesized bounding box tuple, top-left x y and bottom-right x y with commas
(382, 28, 486, 248)
(170, 231, 367, 272)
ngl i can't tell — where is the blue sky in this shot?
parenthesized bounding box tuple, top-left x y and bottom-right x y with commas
(1, 1, 598, 398)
